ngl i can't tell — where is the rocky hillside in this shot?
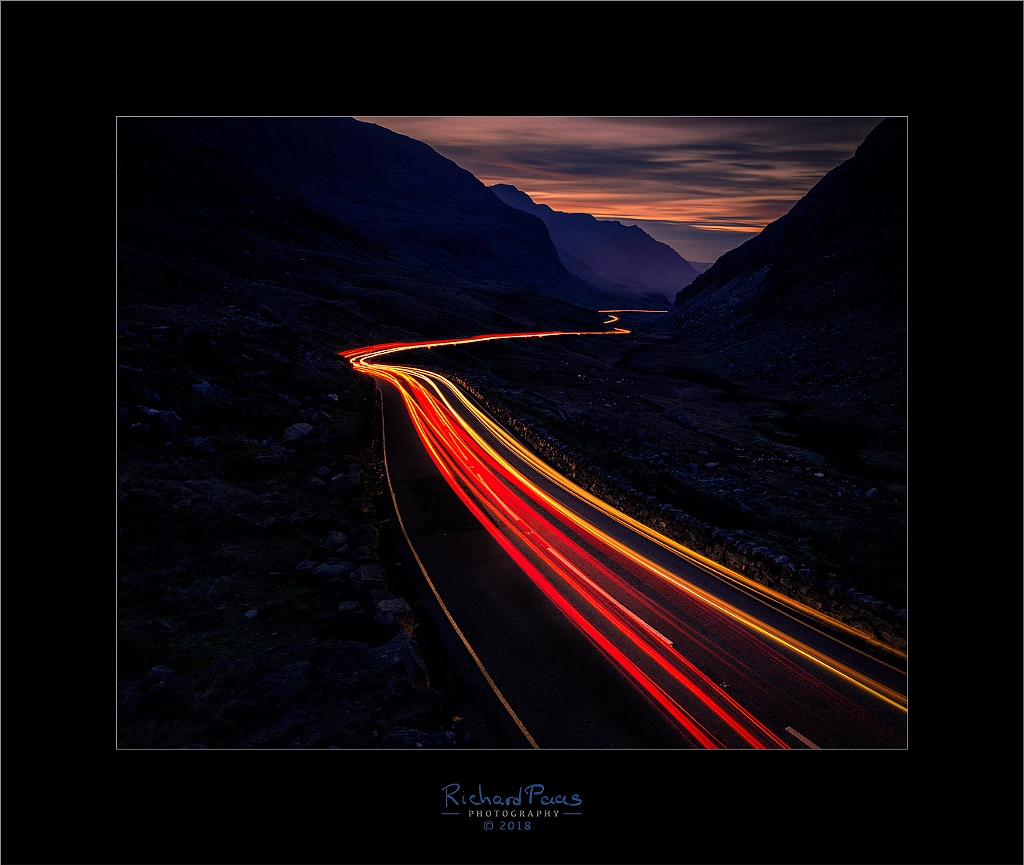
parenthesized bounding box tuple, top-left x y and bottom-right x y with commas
(117, 119, 606, 748)
(491, 184, 700, 304)
(121, 118, 599, 307)
(661, 118, 907, 433)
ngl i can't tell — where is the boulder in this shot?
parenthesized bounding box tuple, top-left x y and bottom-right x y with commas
(312, 561, 355, 582)
(315, 632, 429, 692)
(191, 381, 231, 400)
(323, 531, 349, 550)
(329, 473, 355, 496)
(157, 411, 182, 433)
(283, 423, 313, 442)
(880, 631, 908, 650)
(353, 563, 386, 595)
(191, 437, 216, 454)
(375, 598, 414, 637)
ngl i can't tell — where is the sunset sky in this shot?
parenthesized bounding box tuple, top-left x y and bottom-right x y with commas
(357, 116, 886, 263)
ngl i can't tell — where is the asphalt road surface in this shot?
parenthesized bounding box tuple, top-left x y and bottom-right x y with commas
(345, 331, 907, 749)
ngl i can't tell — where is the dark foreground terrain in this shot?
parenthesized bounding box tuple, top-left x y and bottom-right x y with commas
(116, 120, 600, 748)
(117, 287, 519, 748)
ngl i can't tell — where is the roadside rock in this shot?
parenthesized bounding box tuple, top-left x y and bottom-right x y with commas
(191, 381, 232, 400)
(191, 437, 216, 454)
(157, 411, 182, 433)
(353, 563, 386, 596)
(312, 561, 355, 583)
(317, 632, 430, 692)
(323, 531, 349, 550)
(380, 727, 456, 749)
(330, 471, 361, 496)
(375, 598, 414, 638)
(283, 423, 313, 442)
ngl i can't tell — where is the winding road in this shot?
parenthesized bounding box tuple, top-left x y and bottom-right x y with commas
(340, 326, 907, 749)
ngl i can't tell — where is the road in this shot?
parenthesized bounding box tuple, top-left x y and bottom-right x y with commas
(341, 328, 907, 749)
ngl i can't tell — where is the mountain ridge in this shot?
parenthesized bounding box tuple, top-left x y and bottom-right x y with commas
(660, 117, 907, 430)
(490, 183, 701, 302)
(122, 117, 604, 308)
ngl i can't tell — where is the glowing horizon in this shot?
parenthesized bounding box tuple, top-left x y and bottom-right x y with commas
(356, 116, 886, 261)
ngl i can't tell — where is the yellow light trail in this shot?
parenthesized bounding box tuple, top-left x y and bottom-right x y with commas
(395, 367, 906, 712)
(344, 327, 907, 717)
(400, 364, 906, 664)
(378, 363, 784, 747)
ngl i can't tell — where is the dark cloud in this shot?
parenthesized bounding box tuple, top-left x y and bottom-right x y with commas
(357, 116, 889, 262)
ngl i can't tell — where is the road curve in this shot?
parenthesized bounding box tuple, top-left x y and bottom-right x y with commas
(341, 329, 907, 749)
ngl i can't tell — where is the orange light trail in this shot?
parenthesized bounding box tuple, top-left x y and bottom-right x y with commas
(341, 325, 906, 747)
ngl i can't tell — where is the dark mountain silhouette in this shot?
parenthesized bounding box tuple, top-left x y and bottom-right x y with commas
(120, 117, 599, 308)
(659, 118, 907, 430)
(117, 117, 609, 753)
(490, 184, 700, 303)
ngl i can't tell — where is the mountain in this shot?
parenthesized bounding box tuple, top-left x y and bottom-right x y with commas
(490, 184, 701, 303)
(119, 117, 598, 309)
(659, 118, 907, 430)
(117, 117, 608, 750)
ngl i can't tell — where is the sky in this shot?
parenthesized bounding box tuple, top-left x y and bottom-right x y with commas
(356, 116, 886, 264)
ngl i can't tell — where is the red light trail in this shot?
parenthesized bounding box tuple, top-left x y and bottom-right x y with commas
(341, 326, 906, 748)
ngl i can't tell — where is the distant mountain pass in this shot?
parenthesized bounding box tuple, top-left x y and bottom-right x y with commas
(491, 184, 700, 300)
